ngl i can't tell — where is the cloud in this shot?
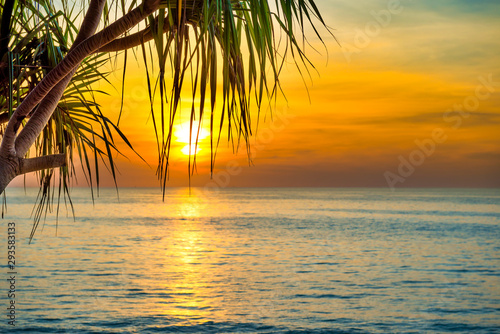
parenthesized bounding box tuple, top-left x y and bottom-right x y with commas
(466, 151, 500, 161)
(348, 111, 500, 127)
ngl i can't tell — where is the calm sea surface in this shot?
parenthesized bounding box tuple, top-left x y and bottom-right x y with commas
(1, 188, 499, 333)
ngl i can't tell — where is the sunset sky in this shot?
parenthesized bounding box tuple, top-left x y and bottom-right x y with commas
(11, 0, 500, 189)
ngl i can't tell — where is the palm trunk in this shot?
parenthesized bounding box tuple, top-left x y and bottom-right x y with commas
(2, 0, 158, 158)
(0, 0, 161, 194)
(0, 156, 18, 193)
(0, 154, 67, 194)
(0, 0, 107, 194)
(98, 16, 172, 53)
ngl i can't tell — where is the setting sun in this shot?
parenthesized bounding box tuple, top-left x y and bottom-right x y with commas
(174, 121, 209, 156)
(3, 0, 500, 332)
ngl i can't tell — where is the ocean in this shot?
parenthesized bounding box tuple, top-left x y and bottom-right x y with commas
(1, 187, 499, 333)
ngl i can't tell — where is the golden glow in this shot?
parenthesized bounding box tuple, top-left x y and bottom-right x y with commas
(29, 0, 494, 189)
(174, 121, 209, 156)
(153, 189, 217, 321)
(181, 144, 201, 156)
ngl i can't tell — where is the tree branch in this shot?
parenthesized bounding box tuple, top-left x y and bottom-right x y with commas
(19, 154, 67, 175)
(98, 17, 172, 53)
(0, 0, 160, 157)
(72, 0, 107, 47)
(14, 0, 107, 158)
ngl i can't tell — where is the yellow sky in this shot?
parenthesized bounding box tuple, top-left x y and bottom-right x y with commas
(10, 0, 500, 189)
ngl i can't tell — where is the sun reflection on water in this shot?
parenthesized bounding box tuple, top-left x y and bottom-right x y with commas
(9, 188, 497, 331)
(154, 188, 221, 321)
(174, 189, 207, 219)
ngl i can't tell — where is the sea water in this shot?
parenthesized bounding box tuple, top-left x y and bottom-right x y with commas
(0, 187, 499, 333)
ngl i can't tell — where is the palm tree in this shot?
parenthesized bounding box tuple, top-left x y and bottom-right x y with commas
(0, 0, 141, 230)
(0, 0, 331, 218)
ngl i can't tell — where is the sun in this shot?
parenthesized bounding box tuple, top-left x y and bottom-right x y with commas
(174, 121, 209, 156)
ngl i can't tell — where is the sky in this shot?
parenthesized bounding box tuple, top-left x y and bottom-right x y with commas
(11, 0, 500, 189)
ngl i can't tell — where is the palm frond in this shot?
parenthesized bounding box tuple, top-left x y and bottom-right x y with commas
(136, 0, 332, 193)
(0, 0, 136, 238)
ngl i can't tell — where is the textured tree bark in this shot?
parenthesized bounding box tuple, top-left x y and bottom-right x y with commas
(20, 154, 67, 175)
(1, 0, 159, 158)
(98, 17, 171, 53)
(0, 0, 107, 195)
(0, 0, 161, 194)
(0, 154, 67, 194)
(14, 0, 107, 157)
(0, 156, 18, 194)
